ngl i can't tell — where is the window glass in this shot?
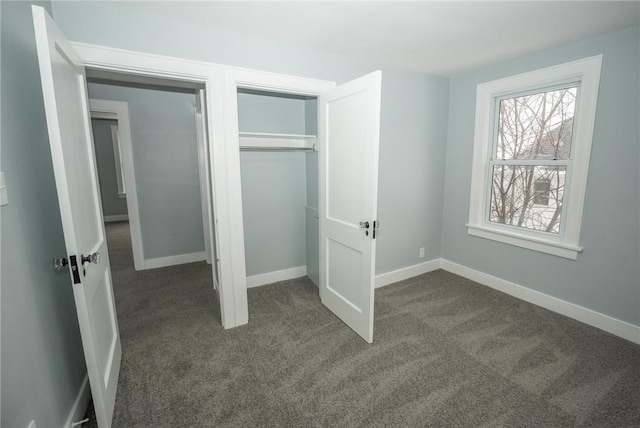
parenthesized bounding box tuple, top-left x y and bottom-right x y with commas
(496, 87, 577, 161)
(490, 165, 566, 233)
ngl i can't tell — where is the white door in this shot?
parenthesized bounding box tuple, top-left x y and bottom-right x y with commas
(32, 6, 121, 427)
(319, 71, 382, 343)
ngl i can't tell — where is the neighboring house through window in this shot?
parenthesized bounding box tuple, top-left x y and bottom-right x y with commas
(533, 178, 552, 206)
(467, 56, 603, 259)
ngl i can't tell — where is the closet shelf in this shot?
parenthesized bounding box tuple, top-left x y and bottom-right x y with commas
(239, 132, 317, 140)
(240, 146, 315, 152)
(239, 132, 317, 152)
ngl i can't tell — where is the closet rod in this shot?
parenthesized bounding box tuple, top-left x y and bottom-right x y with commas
(239, 146, 316, 152)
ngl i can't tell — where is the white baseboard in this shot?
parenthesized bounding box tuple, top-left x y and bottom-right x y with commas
(440, 259, 640, 345)
(375, 259, 441, 289)
(64, 375, 91, 428)
(144, 251, 206, 270)
(103, 214, 128, 222)
(247, 266, 307, 288)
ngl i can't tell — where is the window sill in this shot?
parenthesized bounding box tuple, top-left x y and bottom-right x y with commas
(466, 224, 582, 260)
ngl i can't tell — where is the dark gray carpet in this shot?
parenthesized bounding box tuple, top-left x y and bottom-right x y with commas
(85, 221, 640, 427)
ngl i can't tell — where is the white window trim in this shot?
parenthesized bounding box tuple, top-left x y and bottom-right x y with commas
(467, 55, 603, 260)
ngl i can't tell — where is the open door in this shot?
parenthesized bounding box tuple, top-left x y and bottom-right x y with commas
(195, 89, 222, 293)
(33, 6, 121, 427)
(319, 71, 382, 343)
(195, 89, 213, 267)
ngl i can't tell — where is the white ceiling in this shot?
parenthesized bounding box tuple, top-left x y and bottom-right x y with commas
(111, 1, 640, 76)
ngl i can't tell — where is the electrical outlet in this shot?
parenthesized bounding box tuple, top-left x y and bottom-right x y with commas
(419, 247, 425, 258)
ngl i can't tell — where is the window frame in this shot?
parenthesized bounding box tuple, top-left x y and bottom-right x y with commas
(467, 55, 603, 260)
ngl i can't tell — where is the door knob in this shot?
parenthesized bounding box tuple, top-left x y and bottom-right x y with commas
(53, 257, 68, 270)
(359, 221, 370, 236)
(81, 252, 100, 265)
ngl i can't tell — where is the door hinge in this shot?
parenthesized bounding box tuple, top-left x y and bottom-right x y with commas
(373, 221, 378, 239)
(69, 255, 81, 284)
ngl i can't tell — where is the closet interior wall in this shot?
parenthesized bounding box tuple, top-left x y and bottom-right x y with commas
(238, 89, 319, 285)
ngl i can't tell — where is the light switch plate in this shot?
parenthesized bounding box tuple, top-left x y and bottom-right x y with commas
(0, 172, 8, 206)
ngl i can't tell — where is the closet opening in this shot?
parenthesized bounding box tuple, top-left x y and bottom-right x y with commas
(236, 88, 320, 289)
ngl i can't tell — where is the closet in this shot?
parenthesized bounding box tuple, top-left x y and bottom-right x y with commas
(237, 88, 320, 287)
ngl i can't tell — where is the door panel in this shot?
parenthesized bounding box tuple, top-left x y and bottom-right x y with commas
(33, 6, 121, 427)
(319, 71, 382, 343)
(326, 91, 368, 224)
(327, 238, 364, 307)
(52, 45, 104, 253)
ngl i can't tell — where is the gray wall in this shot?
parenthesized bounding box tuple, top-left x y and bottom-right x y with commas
(87, 83, 205, 260)
(51, 1, 450, 276)
(377, 72, 449, 272)
(442, 26, 640, 326)
(240, 152, 307, 275)
(91, 118, 128, 218)
(237, 90, 308, 135)
(1, 2, 87, 427)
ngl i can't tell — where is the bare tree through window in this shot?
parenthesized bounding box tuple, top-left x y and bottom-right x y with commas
(489, 87, 576, 233)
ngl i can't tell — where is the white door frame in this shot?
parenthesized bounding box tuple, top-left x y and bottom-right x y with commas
(71, 42, 336, 329)
(89, 99, 144, 271)
(73, 42, 240, 327)
(194, 89, 213, 265)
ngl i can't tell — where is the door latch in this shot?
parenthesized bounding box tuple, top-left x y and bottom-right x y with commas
(69, 255, 81, 284)
(53, 255, 83, 283)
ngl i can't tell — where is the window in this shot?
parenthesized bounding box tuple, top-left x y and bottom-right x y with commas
(533, 178, 551, 206)
(490, 87, 575, 233)
(467, 56, 602, 259)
